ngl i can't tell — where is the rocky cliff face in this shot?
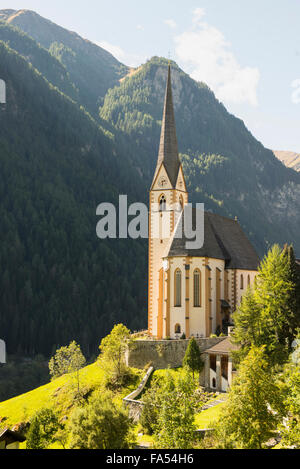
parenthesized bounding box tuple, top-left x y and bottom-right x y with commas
(273, 151, 300, 172)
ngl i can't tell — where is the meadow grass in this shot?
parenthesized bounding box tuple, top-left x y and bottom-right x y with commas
(0, 361, 142, 427)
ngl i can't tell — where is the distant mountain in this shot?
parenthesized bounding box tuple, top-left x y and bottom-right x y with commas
(0, 22, 78, 101)
(100, 57, 300, 255)
(0, 9, 128, 115)
(273, 151, 300, 172)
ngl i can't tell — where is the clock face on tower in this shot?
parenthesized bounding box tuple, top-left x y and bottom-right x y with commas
(158, 176, 167, 188)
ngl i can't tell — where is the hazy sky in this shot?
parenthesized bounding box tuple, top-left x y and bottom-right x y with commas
(3, 0, 300, 152)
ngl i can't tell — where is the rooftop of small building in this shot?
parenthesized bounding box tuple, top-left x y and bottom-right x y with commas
(0, 427, 26, 443)
(205, 337, 239, 355)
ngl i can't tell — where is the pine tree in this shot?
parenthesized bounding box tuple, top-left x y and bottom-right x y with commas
(233, 245, 297, 365)
(154, 371, 197, 449)
(212, 346, 284, 449)
(279, 334, 300, 448)
(285, 245, 300, 340)
(183, 337, 204, 380)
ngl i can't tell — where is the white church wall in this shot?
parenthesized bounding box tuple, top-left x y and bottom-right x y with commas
(169, 257, 225, 339)
(169, 257, 186, 338)
(188, 259, 207, 338)
(236, 269, 257, 307)
(209, 367, 229, 392)
(207, 258, 225, 334)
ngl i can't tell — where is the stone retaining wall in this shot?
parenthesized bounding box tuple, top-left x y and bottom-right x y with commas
(123, 366, 154, 423)
(126, 337, 225, 370)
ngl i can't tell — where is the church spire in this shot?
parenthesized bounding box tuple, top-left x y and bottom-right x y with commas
(152, 64, 181, 188)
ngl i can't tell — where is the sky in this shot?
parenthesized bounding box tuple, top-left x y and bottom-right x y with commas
(2, 0, 300, 152)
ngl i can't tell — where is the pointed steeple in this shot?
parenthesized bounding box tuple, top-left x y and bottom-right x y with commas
(152, 65, 181, 188)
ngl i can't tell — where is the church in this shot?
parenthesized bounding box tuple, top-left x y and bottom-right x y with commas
(148, 65, 260, 340)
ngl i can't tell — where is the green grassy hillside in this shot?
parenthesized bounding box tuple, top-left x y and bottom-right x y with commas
(0, 362, 142, 428)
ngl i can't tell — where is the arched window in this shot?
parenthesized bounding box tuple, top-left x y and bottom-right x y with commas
(212, 378, 216, 389)
(179, 195, 184, 211)
(174, 269, 182, 307)
(247, 274, 251, 286)
(240, 274, 244, 290)
(193, 269, 201, 307)
(175, 324, 181, 334)
(159, 195, 166, 212)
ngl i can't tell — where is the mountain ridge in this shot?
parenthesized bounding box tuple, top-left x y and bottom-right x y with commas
(0, 8, 128, 115)
(273, 150, 300, 172)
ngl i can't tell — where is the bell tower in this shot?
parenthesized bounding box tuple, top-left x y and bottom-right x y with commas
(148, 65, 188, 338)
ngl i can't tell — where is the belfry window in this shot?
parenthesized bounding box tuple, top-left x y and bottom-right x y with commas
(174, 269, 182, 307)
(193, 270, 201, 307)
(159, 195, 166, 212)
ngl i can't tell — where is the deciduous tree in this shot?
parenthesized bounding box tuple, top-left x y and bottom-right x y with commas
(99, 324, 133, 387)
(68, 392, 135, 449)
(49, 341, 86, 393)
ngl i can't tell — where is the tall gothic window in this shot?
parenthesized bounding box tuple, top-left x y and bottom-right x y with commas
(193, 269, 201, 307)
(248, 274, 251, 286)
(159, 195, 166, 212)
(174, 269, 182, 307)
(240, 274, 244, 290)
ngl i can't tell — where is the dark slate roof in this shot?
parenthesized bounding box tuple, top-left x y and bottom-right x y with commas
(167, 209, 260, 271)
(205, 337, 239, 355)
(0, 428, 26, 443)
(152, 65, 181, 188)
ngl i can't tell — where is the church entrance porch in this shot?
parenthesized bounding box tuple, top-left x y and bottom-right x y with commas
(204, 337, 238, 392)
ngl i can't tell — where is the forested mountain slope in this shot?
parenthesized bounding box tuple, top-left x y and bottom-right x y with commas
(2, 10, 299, 256)
(0, 22, 77, 101)
(0, 12, 299, 362)
(0, 9, 128, 115)
(100, 57, 300, 255)
(0, 42, 147, 356)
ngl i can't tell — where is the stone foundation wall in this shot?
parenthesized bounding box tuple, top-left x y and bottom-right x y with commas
(126, 337, 225, 370)
(124, 399, 144, 423)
